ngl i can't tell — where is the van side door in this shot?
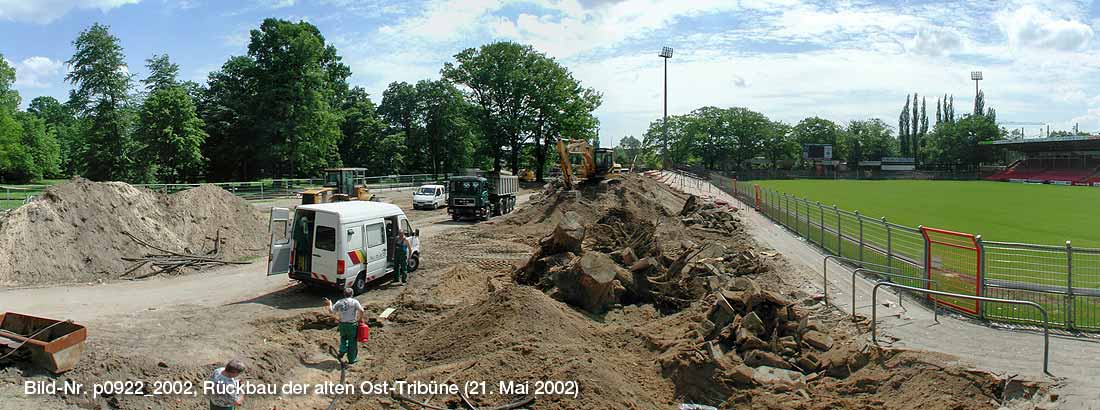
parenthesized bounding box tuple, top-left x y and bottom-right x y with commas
(312, 212, 340, 282)
(344, 225, 364, 280)
(268, 207, 292, 276)
(401, 217, 419, 255)
(363, 221, 388, 281)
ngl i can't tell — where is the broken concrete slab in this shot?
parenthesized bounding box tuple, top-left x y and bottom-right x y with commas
(803, 330, 834, 351)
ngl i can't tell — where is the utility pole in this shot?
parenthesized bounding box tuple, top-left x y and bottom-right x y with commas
(659, 46, 674, 168)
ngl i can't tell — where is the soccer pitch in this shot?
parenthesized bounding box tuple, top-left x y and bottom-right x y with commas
(753, 179, 1100, 248)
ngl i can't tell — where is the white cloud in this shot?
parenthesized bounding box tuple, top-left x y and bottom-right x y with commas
(910, 27, 964, 56)
(486, 0, 753, 58)
(12, 56, 64, 88)
(378, 0, 505, 43)
(0, 0, 141, 24)
(258, 0, 295, 8)
(996, 6, 1094, 51)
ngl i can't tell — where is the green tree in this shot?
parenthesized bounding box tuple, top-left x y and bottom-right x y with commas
(917, 97, 928, 161)
(0, 54, 17, 112)
(247, 18, 349, 177)
(415, 79, 473, 177)
(642, 114, 695, 166)
(899, 96, 910, 156)
(338, 87, 387, 174)
(618, 135, 642, 168)
(66, 23, 136, 181)
(924, 114, 1002, 165)
(792, 117, 841, 146)
(137, 89, 207, 182)
(16, 112, 61, 180)
(378, 81, 423, 170)
(142, 54, 179, 92)
(0, 56, 29, 182)
(443, 41, 547, 173)
(525, 55, 601, 180)
(974, 90, 985, 116)
(844, 119, 896, 163)
(760, 121, 797, 168)
(201, 56, 258, 180)
(135, 55, 207, 182)
(28, 96, 80, 176)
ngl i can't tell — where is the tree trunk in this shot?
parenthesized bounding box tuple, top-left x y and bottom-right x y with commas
(534, 129, 546, 182)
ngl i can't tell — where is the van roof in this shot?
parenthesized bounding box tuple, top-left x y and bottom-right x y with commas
(418, 184, 445, 189)
(297, 201, 404, 223)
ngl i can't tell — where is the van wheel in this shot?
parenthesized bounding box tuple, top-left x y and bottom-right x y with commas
(352, 274, 367, 295)
(408, 253, 420, 272)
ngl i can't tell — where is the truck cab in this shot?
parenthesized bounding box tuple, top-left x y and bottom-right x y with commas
(447, 173, 517, 221)
(268, 201, 420, 294)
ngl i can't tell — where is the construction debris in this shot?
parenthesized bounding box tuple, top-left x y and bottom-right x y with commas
(120, 230, 249, 279)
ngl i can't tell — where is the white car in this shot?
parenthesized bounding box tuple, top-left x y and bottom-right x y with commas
(412, 184, 447, 210)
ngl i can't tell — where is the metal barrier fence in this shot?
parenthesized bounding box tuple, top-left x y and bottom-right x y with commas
(710, 172, 1100, 331)
(1, 174, 449, 210)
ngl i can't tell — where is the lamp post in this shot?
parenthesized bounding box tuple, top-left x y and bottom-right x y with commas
(659, 46, 673, 168)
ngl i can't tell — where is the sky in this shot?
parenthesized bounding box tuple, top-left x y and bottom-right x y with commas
(3, 0, 1100, 146)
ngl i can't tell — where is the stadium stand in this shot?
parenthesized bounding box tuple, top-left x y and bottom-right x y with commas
(983, 136, 1100, 185)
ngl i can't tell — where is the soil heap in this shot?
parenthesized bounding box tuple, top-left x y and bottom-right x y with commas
(0, 178, 267, 286)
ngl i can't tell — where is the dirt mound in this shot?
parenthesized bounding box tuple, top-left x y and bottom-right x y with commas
(0, 178, 266, 286)
(404, 283, 676, 409)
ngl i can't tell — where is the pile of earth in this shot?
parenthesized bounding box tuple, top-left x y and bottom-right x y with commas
(0, 178, 267, 286)
(495, 173, 1052, 408)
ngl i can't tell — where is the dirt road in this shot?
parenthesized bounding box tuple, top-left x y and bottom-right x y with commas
(658, 171, 1100, 408)
(0, 191, 533, 322)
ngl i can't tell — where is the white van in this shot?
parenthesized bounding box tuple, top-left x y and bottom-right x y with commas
(412, 184, 447, 209)
(268, 201, 421, 294)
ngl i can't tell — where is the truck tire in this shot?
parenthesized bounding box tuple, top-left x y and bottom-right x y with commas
(408, 253, 420, 272)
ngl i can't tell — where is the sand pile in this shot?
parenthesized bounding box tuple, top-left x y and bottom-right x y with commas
(0, 178, 267, 286)
(402, 283, 677, 409)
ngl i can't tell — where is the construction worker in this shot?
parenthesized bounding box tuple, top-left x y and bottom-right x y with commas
(208, 359, 246, 410)
(324, 288, 364, 364)
(393, 227, 411, 286)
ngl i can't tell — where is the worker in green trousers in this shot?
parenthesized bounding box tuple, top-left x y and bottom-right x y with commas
(393, 228, 410, 285)
(324, 288, 363, 364)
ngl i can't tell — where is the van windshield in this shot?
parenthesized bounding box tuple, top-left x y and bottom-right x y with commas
(417, 187, 436, 195)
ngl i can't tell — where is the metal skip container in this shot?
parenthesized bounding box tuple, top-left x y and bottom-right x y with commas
(0, 312, 87, 373)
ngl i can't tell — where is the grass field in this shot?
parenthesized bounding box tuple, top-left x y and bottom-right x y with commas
(754, 179, 1100, 248)
(0, 180, 66, 210)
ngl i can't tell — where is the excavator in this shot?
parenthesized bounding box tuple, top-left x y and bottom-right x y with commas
(555, 138, 616, 190)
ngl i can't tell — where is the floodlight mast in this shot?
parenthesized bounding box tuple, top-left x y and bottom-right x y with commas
(971, 70, 983, 106)
(659, 47, 673, 168)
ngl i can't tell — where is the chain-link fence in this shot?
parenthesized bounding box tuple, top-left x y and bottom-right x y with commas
(714, 172, 1100, 331)
(2, 174, 449, 210)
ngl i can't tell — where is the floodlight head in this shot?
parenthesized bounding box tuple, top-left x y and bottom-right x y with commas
(659, 46, 674, 58)
(971, 71, 983, 80)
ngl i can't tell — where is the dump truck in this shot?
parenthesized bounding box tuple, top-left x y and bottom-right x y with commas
(447, 172, 518, 221)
